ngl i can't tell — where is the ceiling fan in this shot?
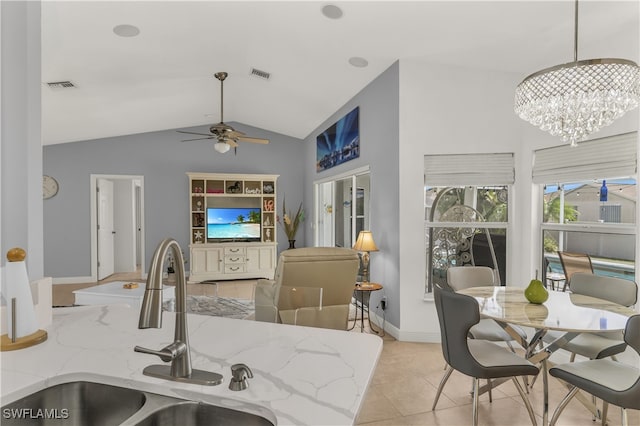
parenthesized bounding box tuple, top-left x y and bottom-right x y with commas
(178, 72, 269, 153)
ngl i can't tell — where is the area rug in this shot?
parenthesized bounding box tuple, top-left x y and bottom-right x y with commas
(164, 295, 254, 320)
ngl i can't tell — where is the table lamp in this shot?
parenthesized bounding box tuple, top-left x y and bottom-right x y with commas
(352, 231, 379, 284)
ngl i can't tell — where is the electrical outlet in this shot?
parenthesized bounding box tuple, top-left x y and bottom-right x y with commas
(381, 296, 387, 310)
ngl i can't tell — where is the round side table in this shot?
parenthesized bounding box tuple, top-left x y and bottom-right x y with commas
(349, 282, 383, 333)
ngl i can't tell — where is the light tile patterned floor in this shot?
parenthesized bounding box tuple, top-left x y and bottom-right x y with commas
(52, 272, 639, 426)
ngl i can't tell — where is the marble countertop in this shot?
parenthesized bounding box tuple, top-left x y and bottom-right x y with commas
(459, 286, 636, 332)
(1, 304, 382, 425)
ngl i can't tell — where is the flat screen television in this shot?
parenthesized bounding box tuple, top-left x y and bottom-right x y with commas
(207, 207, 261, 242)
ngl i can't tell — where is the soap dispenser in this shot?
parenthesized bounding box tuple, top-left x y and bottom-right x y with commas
(229, 364, 253, 391)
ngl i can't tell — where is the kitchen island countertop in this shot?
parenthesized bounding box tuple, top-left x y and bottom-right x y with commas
(1, 304, 382, 425)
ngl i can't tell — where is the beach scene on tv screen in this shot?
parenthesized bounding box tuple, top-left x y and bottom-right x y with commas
(207, 207, 261, 239)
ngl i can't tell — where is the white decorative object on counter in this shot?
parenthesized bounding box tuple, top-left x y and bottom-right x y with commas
(2, 249, 38, 338)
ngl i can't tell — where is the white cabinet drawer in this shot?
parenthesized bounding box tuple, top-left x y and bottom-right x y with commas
(225, 255, 246, 264)
(224, 264, 247, 274)
(224, 247, 246, 255)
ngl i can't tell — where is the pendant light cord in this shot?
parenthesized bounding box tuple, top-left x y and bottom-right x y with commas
(220, 78, 224, 122)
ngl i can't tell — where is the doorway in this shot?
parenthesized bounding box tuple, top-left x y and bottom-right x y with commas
(90, 174, 145, 282)
(314, 166, 370, 247)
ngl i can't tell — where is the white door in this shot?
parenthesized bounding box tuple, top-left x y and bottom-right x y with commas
(315, 181, 335, 247)
(97, 178, 115, 280)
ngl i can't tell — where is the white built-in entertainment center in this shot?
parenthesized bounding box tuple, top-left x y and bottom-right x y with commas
(187, 172, 279, 282)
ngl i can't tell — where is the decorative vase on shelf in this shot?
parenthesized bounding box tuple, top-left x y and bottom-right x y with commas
(524, 274, 548, 304)
(288, 240, 296, 249)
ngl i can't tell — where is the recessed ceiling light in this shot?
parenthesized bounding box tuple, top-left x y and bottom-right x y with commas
(322, 4, 343, 19)
(113, 24, 140, 37)
(349, 57, 369, 68)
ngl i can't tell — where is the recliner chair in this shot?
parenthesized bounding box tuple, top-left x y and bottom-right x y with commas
(254, 247, 360, 330)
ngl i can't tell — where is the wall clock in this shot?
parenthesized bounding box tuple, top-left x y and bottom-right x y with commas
(43, 175, 59, 199)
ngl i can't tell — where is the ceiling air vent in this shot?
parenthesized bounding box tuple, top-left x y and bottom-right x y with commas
(250, 68, 270, 81)
(46, 81, 76, 89)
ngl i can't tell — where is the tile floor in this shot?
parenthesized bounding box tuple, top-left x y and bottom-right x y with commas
(52, 271, 639, 426)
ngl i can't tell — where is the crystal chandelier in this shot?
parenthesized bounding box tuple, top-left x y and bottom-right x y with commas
(514, 0, 640, 147)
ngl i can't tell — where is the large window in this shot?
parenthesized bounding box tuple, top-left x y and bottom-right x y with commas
(535, 133, 637, 283)
(541, 179, 636, 282)
(425, 186, 509, 293)
(424, 153, 514, 294)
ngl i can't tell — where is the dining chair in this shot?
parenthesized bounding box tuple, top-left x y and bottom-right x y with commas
(432, 266, 530, 410)
(544, 257, 566, 291)
(446, 266, 528, 347)
(433, 285, 539, 426)
(546, 272, 638, 362)
(557, 251, 593, 292)
(549, 314, 640, 426)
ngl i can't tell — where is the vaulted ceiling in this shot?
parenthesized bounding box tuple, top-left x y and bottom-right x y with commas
(41, 1, 639, 145)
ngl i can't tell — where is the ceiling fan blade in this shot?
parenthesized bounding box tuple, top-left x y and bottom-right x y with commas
(228, 130, 245, 138)
(237, 136, 269, 144)
(227, 140, 239, 148)
(177, 130, 212, 137)
(181, 136, 215, 142)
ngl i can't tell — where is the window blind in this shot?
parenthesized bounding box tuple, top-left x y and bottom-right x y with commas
(532, 132, 637, 184)
(424, 153, 515, 186)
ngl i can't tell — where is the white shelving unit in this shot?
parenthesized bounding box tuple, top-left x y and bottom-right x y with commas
(187, 172, 279, 282)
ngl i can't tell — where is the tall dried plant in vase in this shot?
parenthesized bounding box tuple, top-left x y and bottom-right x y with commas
(278, 198, 305, 248)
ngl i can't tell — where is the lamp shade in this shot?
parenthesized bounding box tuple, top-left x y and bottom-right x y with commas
(214, 141, 231, 153)
(352, 231, 378, 252)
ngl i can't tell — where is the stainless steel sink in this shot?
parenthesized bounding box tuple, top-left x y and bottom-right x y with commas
(134, 401, 273, 426)
(1, 381, 146, 426)
(1, 381, 274, 426)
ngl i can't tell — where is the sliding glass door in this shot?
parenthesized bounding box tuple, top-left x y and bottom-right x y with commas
(314, 167, 370, 248)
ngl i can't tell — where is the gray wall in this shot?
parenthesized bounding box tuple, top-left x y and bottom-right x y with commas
(44, 60, 402, 329)
(43, 123, 305, 279)
(303, 62, 401, 327)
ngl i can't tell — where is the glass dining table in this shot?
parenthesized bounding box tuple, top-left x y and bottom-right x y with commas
(457, 286, 636, 426)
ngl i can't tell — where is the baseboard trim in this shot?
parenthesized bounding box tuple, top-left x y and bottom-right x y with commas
(368, 312, 441, 343)
(52, 276, 94, 285)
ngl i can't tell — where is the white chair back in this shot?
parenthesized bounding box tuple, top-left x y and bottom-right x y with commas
(570, 273, 637, 307)
(447, 266, 496, 291)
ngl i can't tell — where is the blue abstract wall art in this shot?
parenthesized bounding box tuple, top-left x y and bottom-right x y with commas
(316, 106, 360, 172)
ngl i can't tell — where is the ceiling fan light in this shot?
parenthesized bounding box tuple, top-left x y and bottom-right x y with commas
(214, 142, 231, 153)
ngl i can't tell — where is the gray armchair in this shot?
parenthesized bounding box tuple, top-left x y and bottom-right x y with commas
(549, 314, 640, 426)
(254, 247, 360, 330)
(544, 273, 638, 361)
(446, 266, 528, 345)
(433, 266, 529, 410)
(433, 286, 539, 426)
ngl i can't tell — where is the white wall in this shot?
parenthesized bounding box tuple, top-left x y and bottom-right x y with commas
(397, 56, 640, 341)
(398, 58, 531, 341)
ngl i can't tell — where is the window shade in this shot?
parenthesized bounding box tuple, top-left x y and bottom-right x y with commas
(424, 153, 515, 186)
(533, 132, 637, 184)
